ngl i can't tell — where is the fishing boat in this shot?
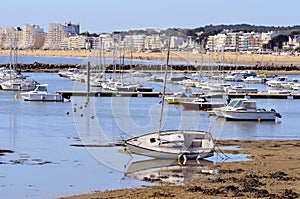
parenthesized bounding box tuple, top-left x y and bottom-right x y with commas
(218, 98, 281, 121)
(125, 40, 215, 160)
(20, 84, 63, 102)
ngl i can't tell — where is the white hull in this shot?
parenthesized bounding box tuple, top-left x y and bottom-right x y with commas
(0, 80, 37, 91)
(223, 110, 277, 121)
(125, 130, 215, 160)
(20, 84, 63, 102)
(21, 93, 63, 102)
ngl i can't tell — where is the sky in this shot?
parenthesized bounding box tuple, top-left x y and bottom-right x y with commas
(1, 0, 300, 34)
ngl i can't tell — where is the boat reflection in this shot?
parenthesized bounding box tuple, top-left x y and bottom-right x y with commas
(125, 158, 214, 184)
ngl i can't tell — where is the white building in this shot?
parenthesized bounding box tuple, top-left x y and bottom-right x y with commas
(43, 22, 79, 50)
(21, 24, 45, 49)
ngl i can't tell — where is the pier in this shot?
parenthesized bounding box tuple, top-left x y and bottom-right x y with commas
(56, 90, 174, 99)
(228, 93, 300, 99)
(56, 90, 300, 99)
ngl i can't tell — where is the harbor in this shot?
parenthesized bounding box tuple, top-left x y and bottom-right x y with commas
(0, 69, 299, 198)
(0, 52, 300, 198)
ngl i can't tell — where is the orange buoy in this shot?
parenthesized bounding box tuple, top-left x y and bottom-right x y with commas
(15, 94, 19, 99)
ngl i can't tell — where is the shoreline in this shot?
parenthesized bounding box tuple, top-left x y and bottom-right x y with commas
(1, 50, 300, 74)
(59, 139, 300, 199)
(1, 49, 300, 66)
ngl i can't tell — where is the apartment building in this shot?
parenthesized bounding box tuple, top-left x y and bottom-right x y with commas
(225, 32, 241, 52)
(0, 27, 22, 49)
(144, 35, 162, 50)
(206, 31, 274, 52)
(43, 22, 79, 49)
(21, 24, 45, 49)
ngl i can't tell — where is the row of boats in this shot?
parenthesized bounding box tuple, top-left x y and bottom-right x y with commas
(1, 63, 286, 162)
(56, 66, 286, 161)
(0, 67, 64, 102)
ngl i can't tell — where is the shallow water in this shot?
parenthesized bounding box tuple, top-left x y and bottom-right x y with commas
(0, 71, 299, 199)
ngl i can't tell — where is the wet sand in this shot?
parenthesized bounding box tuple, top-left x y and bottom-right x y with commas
(59, 140, 300, 199)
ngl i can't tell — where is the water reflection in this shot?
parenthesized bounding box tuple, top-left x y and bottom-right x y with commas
(125, 158, 214, 184)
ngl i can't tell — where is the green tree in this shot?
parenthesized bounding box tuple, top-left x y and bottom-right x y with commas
(269, 35, 289, 49)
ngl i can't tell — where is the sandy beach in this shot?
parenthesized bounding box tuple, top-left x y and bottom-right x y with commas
(2, 49, 300, 67)
(59, 140, 300, 199)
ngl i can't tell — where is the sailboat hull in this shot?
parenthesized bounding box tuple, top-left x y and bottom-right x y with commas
(125, 130, 215, 160)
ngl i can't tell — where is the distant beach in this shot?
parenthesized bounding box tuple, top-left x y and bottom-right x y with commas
(1, 50, 300, 67)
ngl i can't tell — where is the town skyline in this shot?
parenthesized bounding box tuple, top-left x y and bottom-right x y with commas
(1, 0, 300, 34)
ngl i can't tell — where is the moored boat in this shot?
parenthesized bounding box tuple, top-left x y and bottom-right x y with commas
(219, 98, 282, 121)
(125, 130, 215, 160)
(181, 97, 225, 111)
(20, 84, 63, 102)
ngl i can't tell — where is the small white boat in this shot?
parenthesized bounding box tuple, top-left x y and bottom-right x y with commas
(0, 79, 38, 91)
(20, 84, 63, 102)
(165, 87, 195, 104)
(125, 130, 215, 160)
(225, 85, 258, 94)
(266, 76, 289, 88)
(220, 98, 281, 121)
(243, 76, 266, 84)
(58, 68, 79, 78)
(181, 97, 225, 111)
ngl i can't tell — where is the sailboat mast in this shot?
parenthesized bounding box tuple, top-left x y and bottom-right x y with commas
(158, 37, 171, 134)
(9, 39, 13, 80)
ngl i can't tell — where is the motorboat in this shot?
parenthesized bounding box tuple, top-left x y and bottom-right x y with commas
(212, 98, 253, 117)
(181, 97, 225, 111)
(266, 76, 289, 88)
(164, 87, 195, 104)
(225, 85, 258, 94)
(20, 84, 63, 102)
(243, 76, 266, 84)
(58, 68, 79, 78)
(219, 98, 281, 121)
(125, 130, 215, 160)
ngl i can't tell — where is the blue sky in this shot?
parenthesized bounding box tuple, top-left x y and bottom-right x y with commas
(1, 0, 300, 33)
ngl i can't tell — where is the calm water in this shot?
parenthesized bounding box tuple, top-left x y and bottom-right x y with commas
(0, 56, 300, 199)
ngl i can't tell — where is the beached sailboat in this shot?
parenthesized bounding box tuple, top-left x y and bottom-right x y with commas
(125, 40, 215, 160)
